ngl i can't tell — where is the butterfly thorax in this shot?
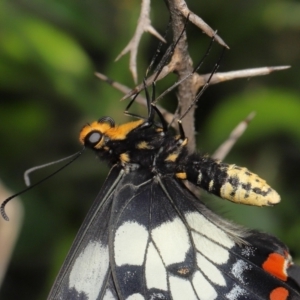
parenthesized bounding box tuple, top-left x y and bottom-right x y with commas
(79, 117, 188, 175)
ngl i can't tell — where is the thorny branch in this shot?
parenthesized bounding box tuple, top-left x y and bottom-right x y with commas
(96, 64, 288, 155)
(115, 0, 166, 84)
(106, 0, 289, 153)
(212, 112, 256, 161)
(115, 0, 227, 85)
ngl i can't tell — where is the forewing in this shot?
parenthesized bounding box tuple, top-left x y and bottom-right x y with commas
(48, 166, 123, 300)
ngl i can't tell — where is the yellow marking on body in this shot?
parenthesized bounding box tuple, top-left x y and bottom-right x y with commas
(106, 120, 144, 140)
(136, 141, 152, 149)
(120, 153, 130, 163)
(209, 180, 214, 192)
(155, 128, 163, 132)
(95, 141, 104, 149)
(220, 164, 280, 206)
(165, 138, 187, 162)
(79, 119, 144, 148)
(165, 153, 179, 162)
(79, 121, 108, 145)
(181, 138, 188, 146)
(176, 172, 187, 179)
(197, 172, 203, 184)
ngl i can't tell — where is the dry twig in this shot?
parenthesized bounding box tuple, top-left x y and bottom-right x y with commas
(110, 0, 289, 152)
(115, 0, 165, 83)
(212, 112, 256, 161)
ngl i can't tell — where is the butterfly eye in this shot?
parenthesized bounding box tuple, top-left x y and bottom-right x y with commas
(85, 131, 102, 147)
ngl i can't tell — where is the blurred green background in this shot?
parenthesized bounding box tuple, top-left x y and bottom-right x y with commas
(0, 0, 300, 299)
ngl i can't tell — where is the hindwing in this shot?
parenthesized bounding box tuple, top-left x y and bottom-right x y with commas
(48, 166, 300, 300)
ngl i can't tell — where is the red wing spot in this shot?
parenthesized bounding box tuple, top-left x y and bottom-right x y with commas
(262, 253, 287, 281)
(269, 287, 289, 300)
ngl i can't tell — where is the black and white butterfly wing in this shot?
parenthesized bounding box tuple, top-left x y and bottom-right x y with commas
(48, 166, 300, 299)
(48, 166, 123, 299)
(161, 176, 300, 299)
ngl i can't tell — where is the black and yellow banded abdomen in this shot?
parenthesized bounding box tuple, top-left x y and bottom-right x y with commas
(182, 154, 280, 206)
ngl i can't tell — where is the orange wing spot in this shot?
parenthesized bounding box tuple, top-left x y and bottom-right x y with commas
(176, 172, 187, 180)
(120, 153, 130, 163)
(270, 287, 289, 300)
(262, 253, 288, 281)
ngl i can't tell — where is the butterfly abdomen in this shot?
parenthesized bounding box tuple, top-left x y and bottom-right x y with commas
(179, 152, 281, 206)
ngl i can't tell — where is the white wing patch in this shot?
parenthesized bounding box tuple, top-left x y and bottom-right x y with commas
(145, 242, 168, 290)
(196, 253, 226, 286)
(231, 259, 252, 284)
(185, 212, 234, 248)
(169, 275, 198, 300)
(69, 241, 109, 300)
(192, 232, 230, 265)
(114, 221, 149, 266)
(193, 271, 217, 300)
(113, 212, 238, 299)
(225, 284, 247, 300)
(151, 217, 190, 265)
(126, 293, 145, 300)
(103, 289, 117, 300)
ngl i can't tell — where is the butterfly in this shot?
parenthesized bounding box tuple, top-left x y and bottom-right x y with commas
(1, 18, 299, 300)
(46, 85, 300, 299)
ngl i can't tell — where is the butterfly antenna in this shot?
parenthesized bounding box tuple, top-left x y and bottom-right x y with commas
(146, 17, 171, 77)
(179, 45, 226, 122)
(154, 32, 217, 105)
(1, 148, 85, 221)
(152, 13, 190, 83)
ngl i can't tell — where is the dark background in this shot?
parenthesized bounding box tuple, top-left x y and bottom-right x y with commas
(0, 1, 299, 299)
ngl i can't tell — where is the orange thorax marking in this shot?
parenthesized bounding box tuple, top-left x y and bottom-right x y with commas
(79, 119, 144, 146)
